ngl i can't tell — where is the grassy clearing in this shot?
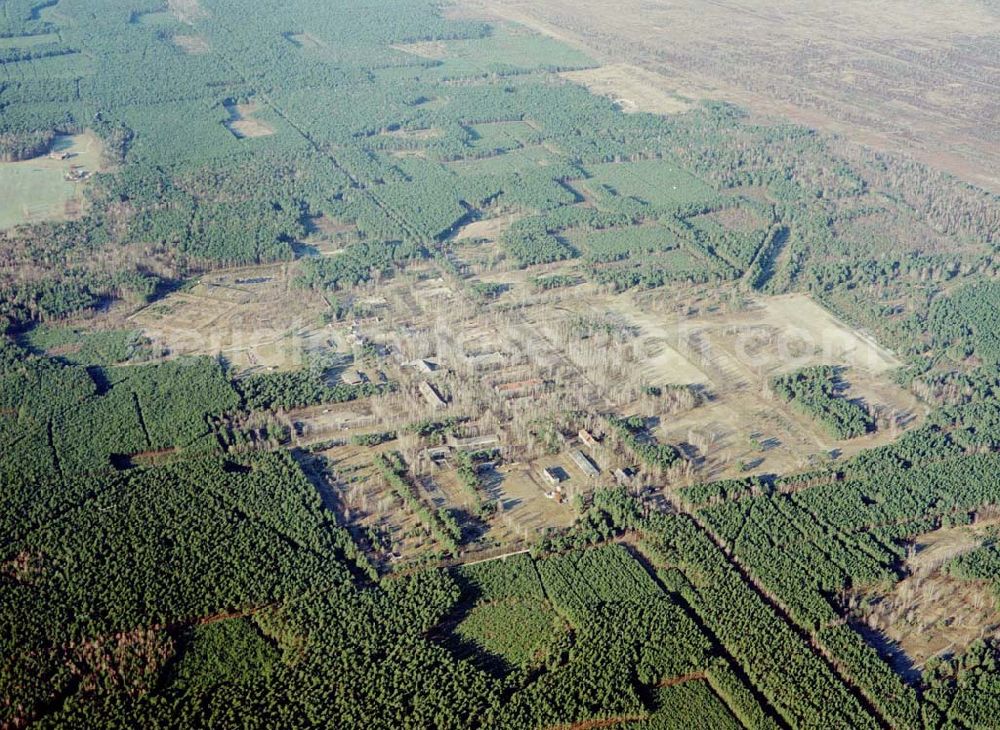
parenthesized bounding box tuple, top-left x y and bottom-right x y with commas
(583, 159, 719, 209)
(0, 132, 103, 230)
(561, 64, 693, 115)
(172, 33, 210, 54)
(223, 102, 275, 139)
(467, 120, 539, 150)
(288, 32, 324, 49)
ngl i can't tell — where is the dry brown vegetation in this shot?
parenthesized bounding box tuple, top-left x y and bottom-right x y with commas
(224, 103, 275, 139)
(167, 0, 207, 25)
(392, 41, 450, 59)
(130, 263, 331, 373)
(465, 0, 1000, 192)
(560, 64, 692, 115)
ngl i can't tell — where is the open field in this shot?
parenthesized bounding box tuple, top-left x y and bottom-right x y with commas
(716, 294, 901, 375)
(223, 102, 275, 139)
(560, 64, 692, 115)
(167, 0, 207, 24)
(581, 159, 720, 209)
(453, 214, 519, 243)
(466, 0, 1000, 193)
(0, 132, 103, 230)
(129, 263, 333, 373)
(392, 41, 449, 60)
(447, 144, 557, 176)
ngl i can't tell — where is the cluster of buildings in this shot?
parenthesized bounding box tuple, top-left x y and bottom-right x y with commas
(539, 429, 619, 501)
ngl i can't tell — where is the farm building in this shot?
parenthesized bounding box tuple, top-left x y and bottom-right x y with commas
(570, 449, 600, 478)
(614, 468, 635, 485)
(421, 446, 451, 465)
(409, 358, 437, 374)
(341, 370, 365, 386)
(578, 429, 600, 449)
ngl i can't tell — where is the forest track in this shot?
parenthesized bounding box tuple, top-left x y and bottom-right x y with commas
(684, 510, 893, 729)
(625, 540, 792, 729)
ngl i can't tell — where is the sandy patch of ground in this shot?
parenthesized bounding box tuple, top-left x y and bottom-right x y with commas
(491, 460, 579, 536)
(760, 294, 900, 374)
(604, 301, 710, 387)
(287, 32, 323, 49)
(561, 64, 693, 115)
(392, 41, 449, 59)
(128, 263, 333, 373)
(224, 103, 275, 139)
(454, 215, 519, 243)
(167, 0, 207, 24)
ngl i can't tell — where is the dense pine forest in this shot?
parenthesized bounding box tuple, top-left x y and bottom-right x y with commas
(2, 0, 1000, 727)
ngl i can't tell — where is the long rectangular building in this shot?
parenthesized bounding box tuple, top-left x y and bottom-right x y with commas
(569, 449, 600, 478)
